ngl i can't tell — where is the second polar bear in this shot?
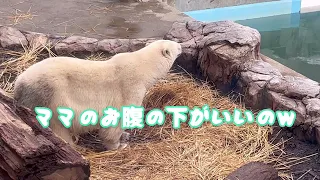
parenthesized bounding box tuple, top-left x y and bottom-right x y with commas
(13, 39, 182, 150)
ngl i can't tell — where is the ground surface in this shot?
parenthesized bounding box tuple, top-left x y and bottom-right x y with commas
(76, 120, 320, 179)
(0, 0, 191, 39)
(271, 127, 320, 180)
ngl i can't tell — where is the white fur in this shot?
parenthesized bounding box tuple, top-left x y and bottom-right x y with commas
(13, 40, 182, 150)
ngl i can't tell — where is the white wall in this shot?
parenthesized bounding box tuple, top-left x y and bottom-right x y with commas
(301, 0, 320, 13)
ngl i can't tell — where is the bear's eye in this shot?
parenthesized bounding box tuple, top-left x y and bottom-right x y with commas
(162, 49, 171, 58)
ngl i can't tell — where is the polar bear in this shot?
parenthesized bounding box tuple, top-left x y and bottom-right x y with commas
(13, 40, 182, 151)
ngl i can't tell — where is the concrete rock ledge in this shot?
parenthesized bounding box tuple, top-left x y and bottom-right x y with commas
(1, 20, 320, 145)
(0, 25, 158, 56)
(164, 20, 320, 144)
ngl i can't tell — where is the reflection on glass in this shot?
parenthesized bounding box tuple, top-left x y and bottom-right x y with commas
(237, 11, 320, 83)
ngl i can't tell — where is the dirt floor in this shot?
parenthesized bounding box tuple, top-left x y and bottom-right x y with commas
(271, 127, 320, 180)
(0, 0, 191, 39)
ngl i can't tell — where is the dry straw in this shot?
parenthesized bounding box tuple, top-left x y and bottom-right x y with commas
(0, 39, 55, 94)
(0, 46, 311, 180)
(76, 73, 299, 180)
(6, 7, 37, 26)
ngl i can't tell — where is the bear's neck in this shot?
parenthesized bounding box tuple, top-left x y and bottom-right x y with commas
(137, 55, 173, 90)
(108, 47, 173, 90)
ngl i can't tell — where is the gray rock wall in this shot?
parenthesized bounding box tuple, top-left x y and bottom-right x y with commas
(164, 20, 320, 144)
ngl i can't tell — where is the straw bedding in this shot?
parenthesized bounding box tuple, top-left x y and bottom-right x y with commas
(0, 45, 291, 179)
(76, 73, 285, 180)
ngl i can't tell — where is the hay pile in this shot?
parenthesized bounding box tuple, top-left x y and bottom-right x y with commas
(0, 45, 297, 180)
(0, 43, 55, 94)
(78, 73, 288, 180)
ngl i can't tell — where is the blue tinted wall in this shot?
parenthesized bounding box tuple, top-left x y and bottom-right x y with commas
(183, 0, 301, 22)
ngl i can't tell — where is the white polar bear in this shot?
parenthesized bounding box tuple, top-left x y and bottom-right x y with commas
(13, 40, 182, 151)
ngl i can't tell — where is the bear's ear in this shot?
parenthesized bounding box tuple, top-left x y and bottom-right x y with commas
(162, 48, 172, 59)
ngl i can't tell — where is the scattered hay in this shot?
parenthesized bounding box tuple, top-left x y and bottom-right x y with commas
(0, 42, 55, 94)
(0, 45, 107, 94)
(0, 46, 307, 180)
(86, 4, 114, 16)
(78, 73, 297, 180)
(6, 7, 37, 26)
(84, 52, 111, 61)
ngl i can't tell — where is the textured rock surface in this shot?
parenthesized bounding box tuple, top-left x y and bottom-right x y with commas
(164, 20, 320, 144)
(55, 36, 99, 54)
(97, 38, 157, 54)
(0, 26, 28, 49)
(1, 27, 158, 56)
(1, 20, 320, 145)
